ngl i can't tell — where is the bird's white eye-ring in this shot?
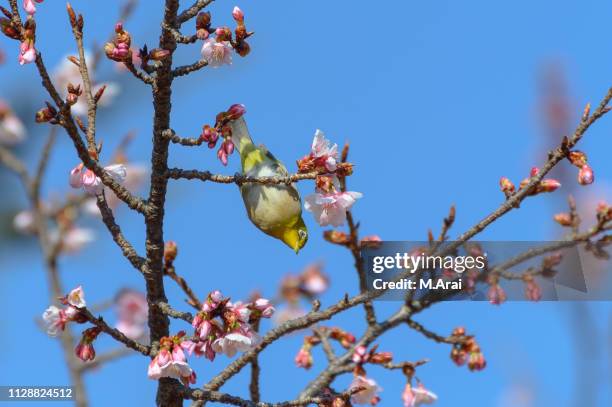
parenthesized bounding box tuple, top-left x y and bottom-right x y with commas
(298, 230, 307, 239)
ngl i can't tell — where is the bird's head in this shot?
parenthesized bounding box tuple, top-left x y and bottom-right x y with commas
(281, 217, 308, 253)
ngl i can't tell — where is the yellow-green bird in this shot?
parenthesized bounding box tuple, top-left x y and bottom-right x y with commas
(228, 117, 308, 252)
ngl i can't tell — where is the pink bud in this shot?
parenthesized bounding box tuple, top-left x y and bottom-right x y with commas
(75, 342, 95, 362)
(223, 140, 234, 155)
(227, 103, 246, 118)
(69, 165, 83, 188)
(217, 147, 228, 166)
(210, 290, 223, 303)
(530, 167, 540, 177)
(539, 179, 561, 193)
(232, 6, 244, 21)
(23, 0, 37, 15)
(578, 164, 594, 185)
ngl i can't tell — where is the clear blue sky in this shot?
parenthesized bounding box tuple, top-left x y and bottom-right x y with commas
(1, 1, 611, 406)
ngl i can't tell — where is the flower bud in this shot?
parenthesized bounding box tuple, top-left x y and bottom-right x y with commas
(227, 103, 246, 119)
(149, 48, 170, 61)
(323, 230, 350, 246)
(196, 11, 211, 30)
(568, 150, 587, 168)
(530, 167, 540, 177)
(232, 6, 244, 22)
(578, 164, 594, 185)
(499, 177, 515, 196)
(35, 105, 56, 123)
(553, 212, 572, 226)
(370, 351, 393, 364)
(537, 179, 561, 193)
(164, 241, 178, 264)
(0, 18, 20, 40)
(234, 40, 250, 57)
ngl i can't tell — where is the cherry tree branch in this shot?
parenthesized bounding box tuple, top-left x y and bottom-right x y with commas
(166, 168, 321, 185)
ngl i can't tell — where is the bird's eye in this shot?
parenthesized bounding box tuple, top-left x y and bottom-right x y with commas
(298, 230, 308, 240)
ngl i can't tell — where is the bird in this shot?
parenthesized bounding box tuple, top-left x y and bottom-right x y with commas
(228, 117, 308, 252)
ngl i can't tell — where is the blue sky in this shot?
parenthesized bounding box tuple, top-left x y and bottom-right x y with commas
(1, 1, 611, 406)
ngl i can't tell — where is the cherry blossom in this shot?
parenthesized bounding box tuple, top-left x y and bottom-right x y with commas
(66, 286, 86, 308)
(147, 333, 196, 385)
(350, 375, 381, 405)
(13, 209, 36, 234)
(311, 130, 338, 171)
(402, 383, 437, 406)
(23, 0, 43, 15)
(201, 38, 232, 67)
(0, 101, 26, 145)
(115, 289, 148, 340)
(49, 227, 96, 253)
(18, 40, 36, 65)
(294, 347, 313, 369)
(42, 305, 70, 336)
(69, 163, 127, 196)
(305, 187, 363, 227)
(42, 286, 86, 336)
(212, 330, 259, 357)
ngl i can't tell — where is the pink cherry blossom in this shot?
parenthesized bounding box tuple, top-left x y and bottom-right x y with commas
(487, 283, 507, 305)
(305, 189, 363, 227)
(402, 383, 437, 406)
(74, 342, 95, 362)
(227, 301, 251, 323)
(350, 375, 381, 405)
(352, 345, 369, 364)
(0, 101, 26, 145)
(148, 340, 196, 385)
(301, 263, 329, 295)
(524, 279, 542, 302)
(212, 332, 255, 357)
(232, 6, 244, 22)
(66, 286, 86, 308)
(23, 0, 43, 15)
(578, 164, 594, 185)
(69, 163, 127, 196)
(252, 298, 275, 318)
(42, 305, 69, 336)
(18, 41, 36, 65)
(311, 130, 338, 171)
(115, 289, 148, 340)
(13, 210, 36, 234)
(51, 227, 95, 253)
(201, 38, 232, 67)
(294, 347, 313, 369)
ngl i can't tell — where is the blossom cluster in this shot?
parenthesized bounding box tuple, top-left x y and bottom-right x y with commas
(300, 131, 362, 227)
(199, 6, 252, 68)
(199, 103, 246, 165)
(187, 291, 274, 361)
(42, 286, 87, 337)
(499, 166, 561, 199)
(274, 263, 329, 325)
(449, 327, 486, 371)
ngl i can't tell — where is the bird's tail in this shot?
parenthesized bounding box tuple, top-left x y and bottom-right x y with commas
(229, 117, 254, 155)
